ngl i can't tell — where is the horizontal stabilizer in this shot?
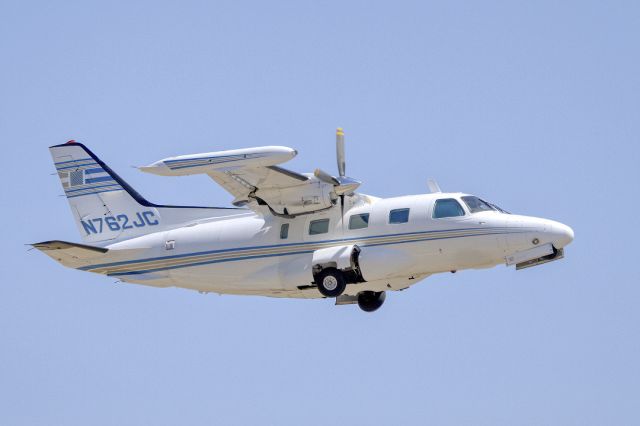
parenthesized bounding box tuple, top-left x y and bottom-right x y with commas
(32, 240, 142, 270)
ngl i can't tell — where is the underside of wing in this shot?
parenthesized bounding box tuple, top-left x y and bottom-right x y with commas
(207, 165, 309, 206)
(207, 164, 338, 215)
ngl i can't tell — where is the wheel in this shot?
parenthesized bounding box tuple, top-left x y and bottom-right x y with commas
(316, 268, 347, 298)
(357, 291, 386, 312)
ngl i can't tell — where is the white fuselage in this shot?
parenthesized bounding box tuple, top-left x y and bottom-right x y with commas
(87, 192, 573, 299)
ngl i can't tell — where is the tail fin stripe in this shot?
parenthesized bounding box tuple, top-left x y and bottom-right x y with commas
(66, 187, 123, 198)
(56, 161, 99, 171)
(85, 176, 114, 184)
(84, 168, 105, 175)
(64, 182, 121, 194)
(54, 157, 93, 165)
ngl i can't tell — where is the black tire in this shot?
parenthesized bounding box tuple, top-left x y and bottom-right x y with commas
(357, 291, 386, 312)
(316, 268, 346, 298)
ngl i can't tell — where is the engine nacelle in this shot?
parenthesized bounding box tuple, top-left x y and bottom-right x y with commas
(255, 179, 335, 216)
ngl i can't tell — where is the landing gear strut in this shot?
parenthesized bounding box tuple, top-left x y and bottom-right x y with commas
(316, 268, 347, 298)
(357, 291, 386, 312)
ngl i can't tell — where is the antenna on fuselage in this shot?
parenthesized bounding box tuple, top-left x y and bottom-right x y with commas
(427, 179, 442, 193)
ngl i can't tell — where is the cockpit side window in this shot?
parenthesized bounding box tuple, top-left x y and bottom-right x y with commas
(461, 196, 495, 213)
(349, 213, 370, 230)
(433, 198, 465, 218)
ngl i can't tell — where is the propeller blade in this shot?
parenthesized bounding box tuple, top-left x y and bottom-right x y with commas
(336, 127, 345, 177)
(316, 129, 361, 198)
(314, 168, 339, 185)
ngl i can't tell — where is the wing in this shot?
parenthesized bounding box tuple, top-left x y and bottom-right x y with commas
(141, 146, 345, 216)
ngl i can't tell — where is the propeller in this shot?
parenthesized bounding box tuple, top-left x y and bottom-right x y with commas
(314, 128, 361, 223)
(314, 128, 361, 195)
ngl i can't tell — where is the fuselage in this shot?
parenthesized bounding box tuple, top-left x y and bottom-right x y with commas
(90, 192, 574, 298)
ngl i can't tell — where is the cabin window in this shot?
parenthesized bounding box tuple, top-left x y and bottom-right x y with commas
(461, 196, 495, 213)
(349, 213, 370, 230)
(389, 208, 410, 224)
(309, 219, 330, 235)
(280, 223, 289, 239)
(433, 198, 465, 218)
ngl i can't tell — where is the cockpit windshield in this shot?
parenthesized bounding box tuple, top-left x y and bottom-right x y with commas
(461, 196, 508, 214)
(488, 202, 510, 214)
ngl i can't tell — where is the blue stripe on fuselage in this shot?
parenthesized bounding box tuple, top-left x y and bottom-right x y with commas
(107, 230, 520, 276)
(80, 227, 532, 275)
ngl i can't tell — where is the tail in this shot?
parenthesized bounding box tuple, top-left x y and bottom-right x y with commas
(50, 141, 244, 244)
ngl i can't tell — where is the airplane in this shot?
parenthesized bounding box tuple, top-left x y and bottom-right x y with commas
(33, 129, 574, 312)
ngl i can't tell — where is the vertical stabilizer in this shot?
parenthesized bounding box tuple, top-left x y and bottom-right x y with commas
(50, 141, 250, 245)
(50, 141, 163, 244)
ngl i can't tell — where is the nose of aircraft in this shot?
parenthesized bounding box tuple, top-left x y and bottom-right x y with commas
(549, 221, 574, 248)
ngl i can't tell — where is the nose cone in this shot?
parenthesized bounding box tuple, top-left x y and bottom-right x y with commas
(550, 221, 574, 248)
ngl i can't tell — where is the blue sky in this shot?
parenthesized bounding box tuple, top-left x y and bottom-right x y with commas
(1, 1, 639, 425)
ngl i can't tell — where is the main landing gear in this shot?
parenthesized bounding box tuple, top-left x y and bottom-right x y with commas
(315, 267, 347, 298)
(315, 268, 386, 312)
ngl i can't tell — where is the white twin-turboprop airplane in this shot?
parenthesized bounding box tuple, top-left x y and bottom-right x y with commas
(34, 130, 574, 312)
